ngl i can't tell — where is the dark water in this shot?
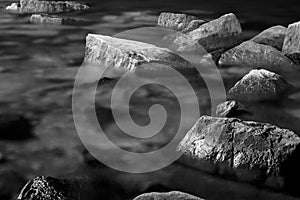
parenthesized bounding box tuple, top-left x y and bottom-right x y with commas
(1, 0, 300, 200)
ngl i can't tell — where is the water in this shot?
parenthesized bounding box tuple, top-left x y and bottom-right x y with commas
(1, 0, 300, 199)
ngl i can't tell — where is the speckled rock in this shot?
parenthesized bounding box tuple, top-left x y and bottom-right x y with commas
(182, 19, 206, 33)
(219, 41, 295, 71)
(251, 25, 286, 50)
(6, 0, 89, 13)
(282, 21, 300, 64)
(84, 34, 194, 71)
(133, 191, 203, 200)
(157, 12, 198, 31)
(30, 14, 79, 25)
(178, 115, 300, 189)
(228, 69, 294, 101)
(216, 100, 250, 117)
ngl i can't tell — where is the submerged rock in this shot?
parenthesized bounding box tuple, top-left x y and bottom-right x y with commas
(178, 115, 300, 189)
(282, 21, 300, 64)
(182, 19, 206, 33)
(251, 25, 286, 50)
(30, 14, 79, 25)
(6, 0, 89, 13)
(228, 69, 294, 102)
(84, 34, 194, 72)
(219, 41, 295, 71)
(216, 100, 250, 117)
(133, 191, 203, 200)
(157, 12, 198, 31)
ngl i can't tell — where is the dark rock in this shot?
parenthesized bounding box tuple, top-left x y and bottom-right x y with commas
(251, 25, 286, 50)
(157, 12, 198, 31)
(178, 115, 300, 189)
(0, 170, 26, 200)
(182, 19, 206, 33)
(282, 21, 300, 64)
(6, 0, 89, 13)
(228, 69, 294, 102)
(216, 100, 250, 117)
(0, 113, 33, 140)
(30, 14, 80, 25)
(133, 191, 203, 200)
(219, 41, 295, 71)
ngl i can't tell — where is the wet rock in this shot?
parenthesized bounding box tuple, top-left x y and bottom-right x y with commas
(182, 19, 206, 33)
(251, 25, 286, 50)
(216, 100, 250, 117)
(17, 176, 81, 200)
(157, 12, 198, 31)
(84, 34, 194, 72)
(178, 115, 300, 189)
(228, 69, 294, 102)
(169, 13, 243, 53)
(133, 191, 203, 200)
(0, 170, 26, 200)
(6, 0, 89, 13)
(219, 41, 295, 71)
(282, 21, 300, 64)
(30, 14, 80, 25)
(0, 113, 33, 140)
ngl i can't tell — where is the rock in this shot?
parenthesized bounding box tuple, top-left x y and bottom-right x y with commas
(219, 41, 295, 71)
(30, 14, 80, 25)
(6, 0, 89, 13)
(282, 21, 300, 64)
(182, 19, 206, 33)
(251, 25, 286, 50)
(84, 34, 194, 72)
(178, 115, 300, 189)
(157, 12, 198, 31)
(228, 69, 294, 101)
(216, 100, 250, 117)
(169, 13, 243, 53)
(133, 191, 203, 200)
(0, 113, 33, 140)
(17, 176, 81, 200)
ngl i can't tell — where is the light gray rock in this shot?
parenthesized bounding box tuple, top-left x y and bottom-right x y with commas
(228, 69, 294, 101)
(283, 21, 300, 64)
(182, 19, 206, 33)
(219, 41, 295, 71)
(30, 14, 79, 25)
(251, 25, 286, 50)
(216, 100, 250, 117)
(157, 12, 198, 31)
(84, 34, 194, 72)
(133, 191, 203, 200)
(178, 115, 300, 189)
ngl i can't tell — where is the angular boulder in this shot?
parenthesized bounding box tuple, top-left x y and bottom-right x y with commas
(133, 191, 203, 200)
(30, 14, 79, 25)
(178, 115, 300, 189)
(84, 34, 194, 71)
(282, 21, 300, 64)
(216, 100, 250, 117)
(6, 0, 89, 13)
(157, 12, 198, 31)
(251, 25, 286, 50)
(219, 41, 295, 71)
(182, 19, 206, 33)
(228, 69, 294, 101)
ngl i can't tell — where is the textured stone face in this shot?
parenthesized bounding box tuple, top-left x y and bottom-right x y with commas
(216, 100, 249, 117)
(157, 12, 198, 31)
(219, 41, 295, 71)
(182, 19, 206, 33)
(133, 191, 203, 200)
(84, 34, 193, 71)
(30, 14, 79, 25)
(228, 69, 293, 101)
(282, 21, 300, 64)
(178, 115, 300, 188)
(251, 25, 286, 50)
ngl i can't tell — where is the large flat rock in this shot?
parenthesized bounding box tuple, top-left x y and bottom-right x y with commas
(133, 191, 203, 200)
(283, 21, 300, 64)
(157, 12, 198, 31)
(84, 34, 194, 72)
(178, 115, 300, 189)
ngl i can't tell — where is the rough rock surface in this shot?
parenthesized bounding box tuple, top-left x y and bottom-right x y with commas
(157, 12, 198, 31)
(84, 34, 194, 71)
(30, 14, 79, 25)
(228, 69, 294, 101)
(133, 191, 203, 200)
(6, 0, 89, 13)
(169, 13, 243, 53)
(219, 41, 295, 71)
(17, 176, 81, 200)
(178, 115, 300, 189)
(251, 25, 286, 50)
(216, 100, 250, 117)
(282, 21, 300, 64)
(182, 19, 206, 33)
